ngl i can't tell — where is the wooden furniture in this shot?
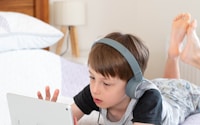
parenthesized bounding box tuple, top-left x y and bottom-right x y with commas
(0, 0, 50, 50)
(69, 26, 80, 57)
(56, 26, 80, 57)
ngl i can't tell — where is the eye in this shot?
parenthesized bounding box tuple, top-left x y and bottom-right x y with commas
(89, 76, 95, 80)
(103, 82, 111, 86)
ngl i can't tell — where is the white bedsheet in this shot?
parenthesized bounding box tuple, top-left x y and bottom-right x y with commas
(1, 49, 200, 125)
(0, 49, 62, 125)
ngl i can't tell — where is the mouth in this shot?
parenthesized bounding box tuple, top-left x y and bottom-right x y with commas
(93, 98, 102, 104)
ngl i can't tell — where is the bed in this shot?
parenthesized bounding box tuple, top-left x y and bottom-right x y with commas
(0, 1, 200, 125)
(0, 0, 50, 50)
(1, 50, 200, 125)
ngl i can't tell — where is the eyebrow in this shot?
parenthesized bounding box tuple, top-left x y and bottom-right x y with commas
(89, 70, 109, 80)
(89, 70, 92, 75)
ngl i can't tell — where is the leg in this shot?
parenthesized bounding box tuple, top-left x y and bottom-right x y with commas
(181, 19, 200, 69)
(164, 13, 191, 78)
(168, 13, 191, 58)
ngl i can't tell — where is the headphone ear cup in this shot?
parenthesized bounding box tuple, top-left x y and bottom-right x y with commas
(125, 77, 142, 99)
(93, 38, 144, 99)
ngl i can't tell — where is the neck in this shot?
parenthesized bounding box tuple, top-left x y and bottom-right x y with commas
(107, 96, 131, 122)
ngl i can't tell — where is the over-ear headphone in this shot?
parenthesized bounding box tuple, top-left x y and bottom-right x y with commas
(93, 38, 144, 99)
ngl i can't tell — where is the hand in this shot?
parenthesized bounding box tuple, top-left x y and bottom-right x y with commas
(37, 86, 59, 102)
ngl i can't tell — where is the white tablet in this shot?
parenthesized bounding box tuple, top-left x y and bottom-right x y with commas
(7, 93, 74, 125)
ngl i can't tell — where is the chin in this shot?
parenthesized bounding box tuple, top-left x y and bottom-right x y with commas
(96, 103, 109, 109)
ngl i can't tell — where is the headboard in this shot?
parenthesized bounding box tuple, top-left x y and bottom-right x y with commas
(0, 0, 50, 50)
(0, 0, 49, 23)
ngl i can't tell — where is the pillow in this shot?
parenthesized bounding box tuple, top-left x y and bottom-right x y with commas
(0, 11, 63, 52)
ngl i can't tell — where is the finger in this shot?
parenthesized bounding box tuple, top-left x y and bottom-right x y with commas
(73, 116, 78, 125)
(37, 91, 43, 100)
(51, 89, 59, 102)
(45, 86, 51, 101)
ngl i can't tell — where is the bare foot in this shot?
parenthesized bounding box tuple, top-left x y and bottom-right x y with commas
(168, 13, 191, 58)
(181, 19, 200, 69)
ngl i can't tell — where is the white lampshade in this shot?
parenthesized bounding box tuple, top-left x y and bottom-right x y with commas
(54, 1, 85, 26)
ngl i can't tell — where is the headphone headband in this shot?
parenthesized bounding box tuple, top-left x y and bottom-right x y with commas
(93, 38, 143, 99)
(94, 38, 143, 82)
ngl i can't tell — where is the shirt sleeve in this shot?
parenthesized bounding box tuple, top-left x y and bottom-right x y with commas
(73, 84, 99, 114)
(132, 89, 162, 125)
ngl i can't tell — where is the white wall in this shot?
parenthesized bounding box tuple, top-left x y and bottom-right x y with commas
(49, 0, 200, 79)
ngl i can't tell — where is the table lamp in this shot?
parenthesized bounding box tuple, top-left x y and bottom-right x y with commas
(54, 0, 85, 57)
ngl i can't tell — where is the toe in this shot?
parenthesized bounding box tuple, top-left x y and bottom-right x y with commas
(183, 13, 191, 22)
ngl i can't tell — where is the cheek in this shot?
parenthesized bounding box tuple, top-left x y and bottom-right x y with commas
(102, 89, 127, 107)
(89, 83, 95, 93)
(104, 86, 127, 99)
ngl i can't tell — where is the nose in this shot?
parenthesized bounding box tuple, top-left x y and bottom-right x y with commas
(90, 81, 101, 95)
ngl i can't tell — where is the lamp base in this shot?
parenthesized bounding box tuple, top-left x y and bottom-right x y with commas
(56, 26, 80, 57)
(69, 26, 80, 57)
(56, 26, 67, 55)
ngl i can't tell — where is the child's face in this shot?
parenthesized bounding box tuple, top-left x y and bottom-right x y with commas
(89, 66, 130, 109)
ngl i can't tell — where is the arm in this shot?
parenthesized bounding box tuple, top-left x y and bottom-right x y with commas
(71, 103, 84, 120)
(132, 90, 162, 125)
